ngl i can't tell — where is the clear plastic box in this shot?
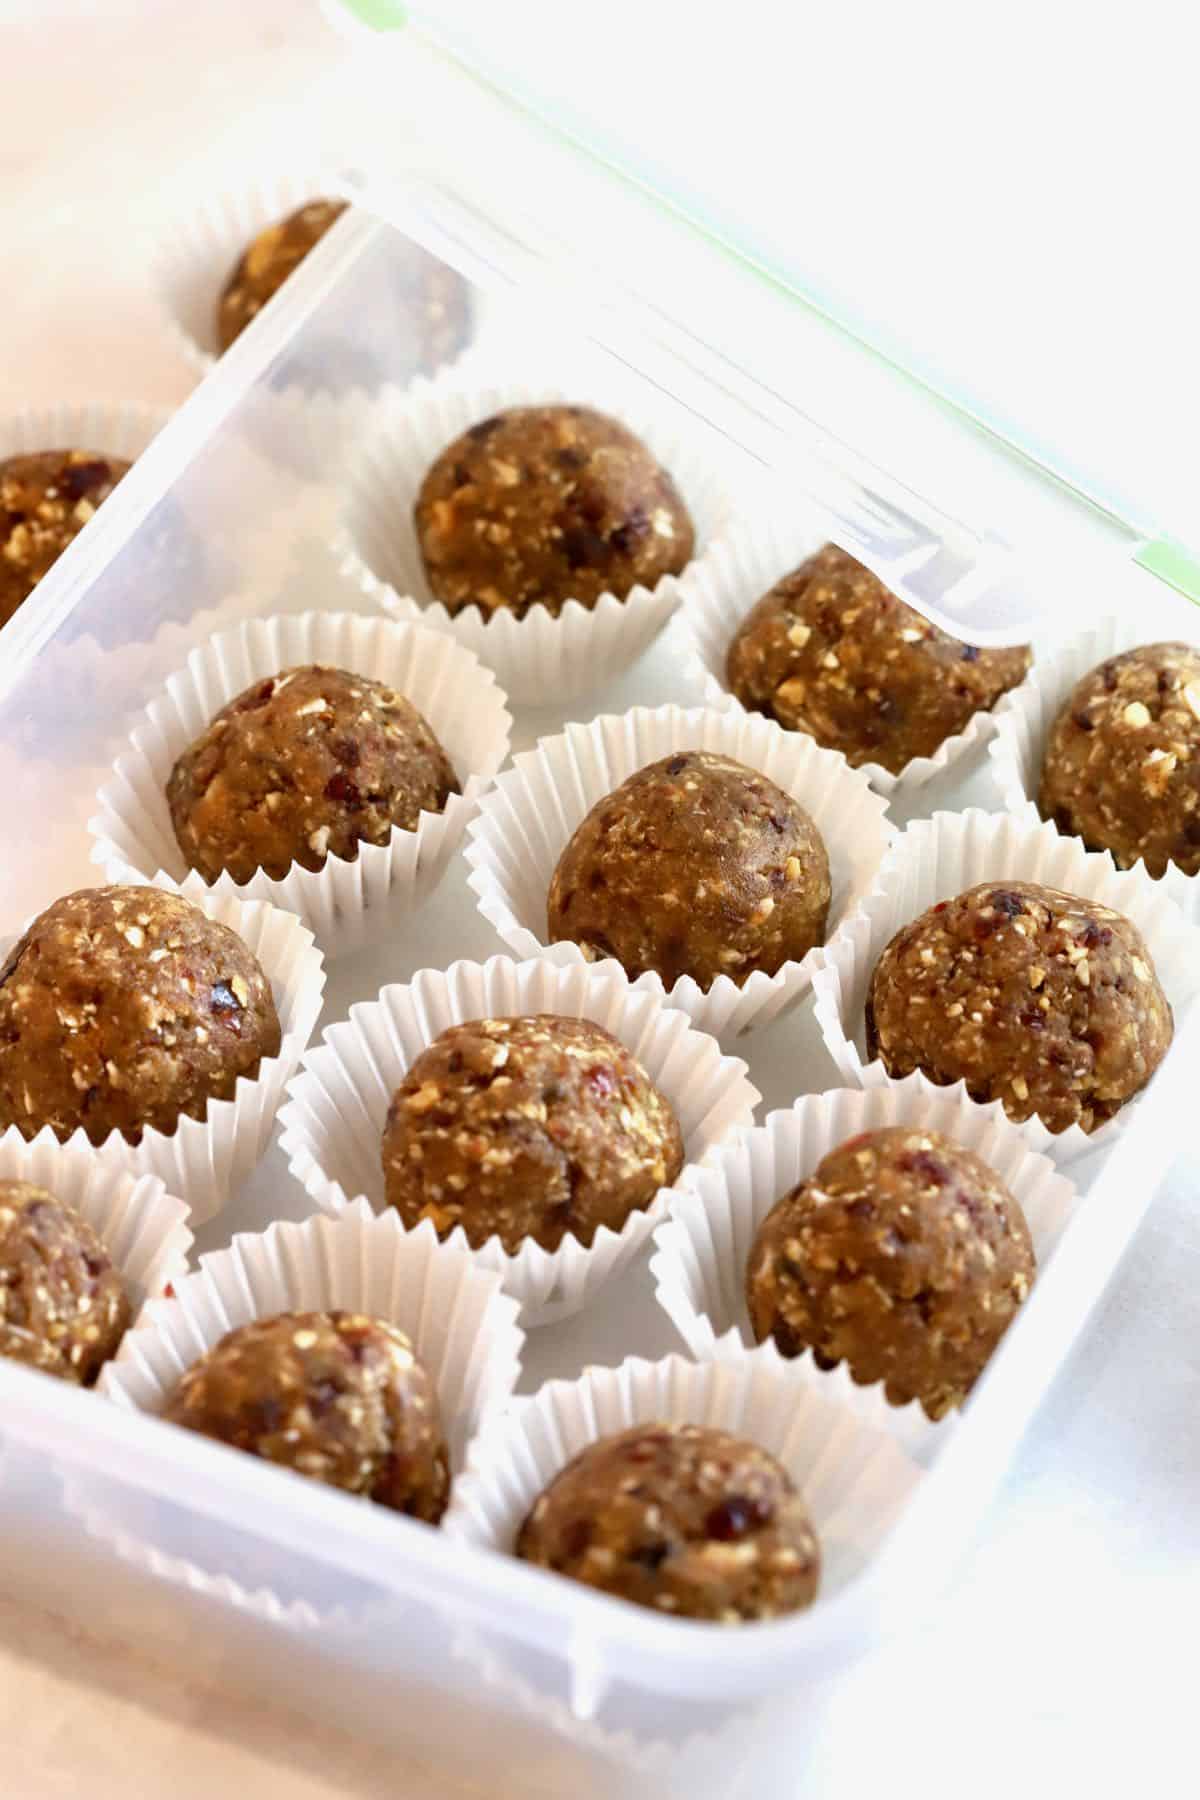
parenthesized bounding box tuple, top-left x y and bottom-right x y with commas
(1, 19, 1198, 1797)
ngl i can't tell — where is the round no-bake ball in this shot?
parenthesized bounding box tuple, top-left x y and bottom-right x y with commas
(414, 404, 695, 619)
(725, 544, 1032, 775)
(0, 1180, 131, 1383)
(547, 750, 831, 990)
(382, 1014, 683, 1254)
(867, 881, 1173, 1135)
(745, 1127, 1035, 1419)
(0, 885, 282, 1146)
(167, 664, 460, 885)
(163, 1310, 450, 1519)
(1038, 642, 1200, 878)
(516, 1422, 820, 1623)
(1, 450, 130, 628)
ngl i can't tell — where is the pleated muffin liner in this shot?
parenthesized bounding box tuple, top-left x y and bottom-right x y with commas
(675, 506, 1036, 798)
(810, 807, 1200, 1166)
(69, 1200, 524, 1627)
(335, 367, 743, 705)
(988, 612, 1200, 923)
(88, 611, 514, 959)
(648, 1073, 1080, 1447)
(463, 703, 892, 1040)
(277, 954, 761, 1326)
(0, 1132, 192, 1323)
(0, 875, 325, 1227)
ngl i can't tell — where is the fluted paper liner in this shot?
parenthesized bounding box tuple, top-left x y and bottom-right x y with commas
(337, 369, 741, 704)
(811, 808, 1200, 1164)
(676, 508, 1035, 796)
(1, 876, 325, 1226)
(0, 1132, 192, 1319)
(278, 955, 761, 1325)
(464, 703, 892, 1039)
(989, 613, 1200, 922)
(444, 1352, 922, 1613)
(649, 1075, 1080, 1443)
(77, 1201, 523, 1625)
(89, 611, 513, 958)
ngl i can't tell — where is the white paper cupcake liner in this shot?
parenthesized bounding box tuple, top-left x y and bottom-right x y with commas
(337, 368, 742, 705)
(811, 807, 1200, 1164)
(676, 507, 1034, 797)
(76, 1200, 523, 1624)
(0, 876, 325, 1226)
(649, 1075, 1080, 1441)
(0, 399, 169, 470)
(444, 1352, 922, 1615)
(88, 611, 513, 959)
(0, 1132, 192, 1325)
(464, 703, 892, 1040)
(278, 954, 761, 1326)
(989, 613, 1200, 923)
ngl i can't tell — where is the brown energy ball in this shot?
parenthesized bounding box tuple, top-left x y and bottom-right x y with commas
(0, 885, 282, 1147)
(746, 1127, 1035, 1420)
(167, 664, 460, 885)
(163, 1310, 450, 1520)
(1038, 642, 1200, 878)
(516, 1423, 819, 1623)
(1, 450, 130, 628)
(0, 1180, 131, 1384)
(414, 404, 695, 619)
(547, 750, 831, 990)
(867, 881, 1173, 1135)
(725, 544, 1032, 775)
(382, 1014, 683, 1254)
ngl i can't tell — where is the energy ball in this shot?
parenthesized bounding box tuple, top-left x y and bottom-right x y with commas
(745, 1127, 1035, 1420)
(167, 664, 460, 885)
(163, 1310, 450, 1520)
(0, 885, 281, 1146)
(547, 750, 830, 989)
(867, 881, 1173, 1134)
(1038, 642, 1200, 878)
(516, 1423, 820, 1623)
(0, 1180, 131, 1384)
(1, 450, 130, 628)
(382, 1014, 683, 1254)
(725, 544, 1032, 775)
(414, 404, 695, 619)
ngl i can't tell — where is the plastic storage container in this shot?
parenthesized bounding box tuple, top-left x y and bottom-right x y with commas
(1, 13, 1198, 1797)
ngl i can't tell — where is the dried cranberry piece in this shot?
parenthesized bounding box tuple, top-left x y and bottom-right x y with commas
(664, 754, 689, 775)
(706, 1494, 773, 1541)
(211, 980, 241, 1014)
(250, 1396, 285, 1435)
(630, 1540, 670, 1571)
(324, 771, 363, 807)
(900, 1149, 948, 1186)
(587, 1065, 617, 1100)
(466, 415, 502, 442)
(555, 446, 587, 471)
(1080, 920, 1113, 949)
(561, 524, 609, 570)
(307, 1379, 343, 1418)
(331, 737, 361, 768)
(990, 890, 1025, 919)
(236, 679, 276, 713)
(608, 505, 650, 556)
(60, 459, 113, 502)
(1073, 712, 1096, 732)
(961, 644, 981, 662)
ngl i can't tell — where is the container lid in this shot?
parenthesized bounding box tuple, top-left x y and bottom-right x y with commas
(325, 0, 1199, 640)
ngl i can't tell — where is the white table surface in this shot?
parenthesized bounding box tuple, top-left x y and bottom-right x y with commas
(2, 4, 1196, 1794)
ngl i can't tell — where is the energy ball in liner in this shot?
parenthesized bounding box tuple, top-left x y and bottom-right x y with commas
(516, 1422, 820, 1623)
(745, 1127, 1035, 1420)
(167, 664, 460, 885)
(0, 885, 281, 1147)
(163, 1310, 450, 1520)
(414, 404, 695, 620)
(547, 750, 831, 990)
(1, 450, 130, 628)
(867, 881, 1173, 1135)
(1038, 642, 1200, 878)
(0, 1180, 131, 1384)
(725, 544, 1032, 776)
(382, 1014, 683, 1254)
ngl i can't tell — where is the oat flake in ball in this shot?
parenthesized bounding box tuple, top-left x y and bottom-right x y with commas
(164, 1310, 450, 1519)
(0, 1180, 131, 1384)
(516, 1422, 820, 1623)
(414, 404, 695, 619)
(382, 1014, 683, 1254)
(746, 1126, 1035, 1420)
(0, 886, 282, 1146)
(867, 881, 1173, 1135)
(167, 664, 459, 885)
(547, 750, 831, 990)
